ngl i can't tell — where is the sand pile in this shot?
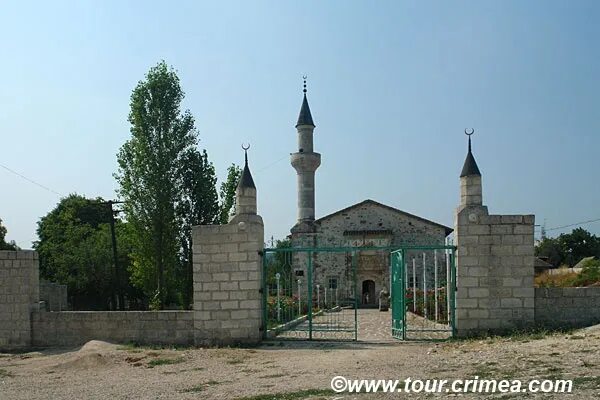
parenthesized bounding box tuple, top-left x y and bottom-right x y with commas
(52, 341, 119, 370)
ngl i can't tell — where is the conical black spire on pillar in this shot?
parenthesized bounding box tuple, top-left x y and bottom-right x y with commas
(238, 145, 256, 189)
(295, 76, 315, 128)
(460, 130, 481, 177)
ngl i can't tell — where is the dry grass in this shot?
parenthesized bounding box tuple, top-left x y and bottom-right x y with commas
(535, 270, 579, 287)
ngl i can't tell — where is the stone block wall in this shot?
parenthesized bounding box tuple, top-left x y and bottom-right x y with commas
(192, 214, 264, 346)
(40, 279, 68, 311)
(535, 287, 600, 329)
(455, 206, 535, 336)
(0, 251, 39, 349)
(32, 311, 193, 347)
(291, 200, 450, 301)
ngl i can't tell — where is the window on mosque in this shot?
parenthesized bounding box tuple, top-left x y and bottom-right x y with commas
(328, 277, 338, 290)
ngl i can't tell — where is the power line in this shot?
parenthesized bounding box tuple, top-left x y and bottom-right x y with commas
(4, 158, 599, 235)
(546, 217, 600, 232)
(0, 163, 63, 197)
(255, 154, 289, 174)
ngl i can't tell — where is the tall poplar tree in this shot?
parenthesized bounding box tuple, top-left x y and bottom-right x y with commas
(116, 61, 218, 308)
(217, 164, 242, 224)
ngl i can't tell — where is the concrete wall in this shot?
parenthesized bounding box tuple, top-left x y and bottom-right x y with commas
(0, 251, 39, 350)
(192, 213, 264, 346)
(40, 279, 68, 311)
(31, 311, 193, 347)
(535, 287, 600, 329)
(455, 205, 536, 336)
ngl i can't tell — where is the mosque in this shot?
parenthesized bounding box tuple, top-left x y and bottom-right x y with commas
(288, 81, 452, 306)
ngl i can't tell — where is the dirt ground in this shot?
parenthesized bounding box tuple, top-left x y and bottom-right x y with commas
(1, 312, 600, 399)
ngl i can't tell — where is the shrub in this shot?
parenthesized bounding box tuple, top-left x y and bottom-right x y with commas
(574, 259, 600, 286)
(535, 259, 600, 287)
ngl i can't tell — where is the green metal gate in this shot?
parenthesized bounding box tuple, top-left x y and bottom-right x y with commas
(262, 245, 456, 341)
(262, 247, 359, 341)
(391, 246, 457, 340)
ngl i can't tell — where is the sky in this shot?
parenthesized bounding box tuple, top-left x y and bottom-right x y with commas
(1, 0, 599, 249)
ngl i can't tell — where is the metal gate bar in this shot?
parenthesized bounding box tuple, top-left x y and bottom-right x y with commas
(391, 245, 457, 340)
(262, 247, 360, 341)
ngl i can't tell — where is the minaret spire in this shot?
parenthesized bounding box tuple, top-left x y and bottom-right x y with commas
(460, 128, 481, 177)
(459, 129, 483, 208)
(296, 76, 315, 128)
(291, 76, 321, 233)
(238, 143, 255, 189)
(233, 144, 257, 219)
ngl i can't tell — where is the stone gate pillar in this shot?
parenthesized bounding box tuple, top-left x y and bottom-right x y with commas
(192, 149, 264, 346)
(454, 132, 535, 336)
(0, 250, 40, 349)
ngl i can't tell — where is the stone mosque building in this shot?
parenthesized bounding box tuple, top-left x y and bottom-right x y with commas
(289, 83, 453, 306)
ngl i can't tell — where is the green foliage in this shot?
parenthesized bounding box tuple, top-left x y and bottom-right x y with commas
(0, 218, 18, 250)
(576, 258, 600, 286)
(34, 194, 136, 309)
(115, 61, 219, 309)
(265, 239, 292, 286)
(535, 228, 600, 267)
(217, 163, 242, 224)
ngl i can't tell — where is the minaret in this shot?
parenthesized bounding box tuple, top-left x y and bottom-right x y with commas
(291, 77, 321, 233)
(459, 129, 483, 208)
(233, 145, 257, 217)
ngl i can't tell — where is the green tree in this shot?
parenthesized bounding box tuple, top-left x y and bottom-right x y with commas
(535, 228, 600, 267)
(34, 194, 136, 310)
(176, 148, 219, 308)
(116, 61, 219, 309)
(559, 228, 600, 266)
(217, 164, 242, 224)
(0, 218, 18, 250)
(535, 237, 564, 267)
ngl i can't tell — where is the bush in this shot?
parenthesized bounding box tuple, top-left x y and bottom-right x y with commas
(535, 259, 600, 287)
(575, 259, 600, 286)
(405, 287, 449, 323)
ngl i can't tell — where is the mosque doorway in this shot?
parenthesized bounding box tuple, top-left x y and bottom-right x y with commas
(361, 280, 376, 307)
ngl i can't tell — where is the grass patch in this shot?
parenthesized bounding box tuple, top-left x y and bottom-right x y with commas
(573, 376, 600, 388)
(471, 362, 518, 380)
(235, 389, 335, 400)
(226, 359, 244, 365)
(0, 369, 13, 378)
(259, 373, 286, 379)
(182, 385, 206, 393)
(117, 342, 192, 352)
(147, 357, 185, 368)
(181, 380, 222, 393)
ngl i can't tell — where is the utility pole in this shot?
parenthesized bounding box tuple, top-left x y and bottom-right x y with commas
(108, 200, 125, 310)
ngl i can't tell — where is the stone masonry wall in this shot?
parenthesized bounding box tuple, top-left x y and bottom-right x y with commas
(292, 201, 449, 303)
(40, 279, 68, 311)
(192, 214, 264, 346)
(535, 287, 600, 329)
(0, 251, 39, 349)
(455, 206, 535, 336)
(31, 311, 193, 347)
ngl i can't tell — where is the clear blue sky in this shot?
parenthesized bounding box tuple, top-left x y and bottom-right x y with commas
(1, 1, 599, 248)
